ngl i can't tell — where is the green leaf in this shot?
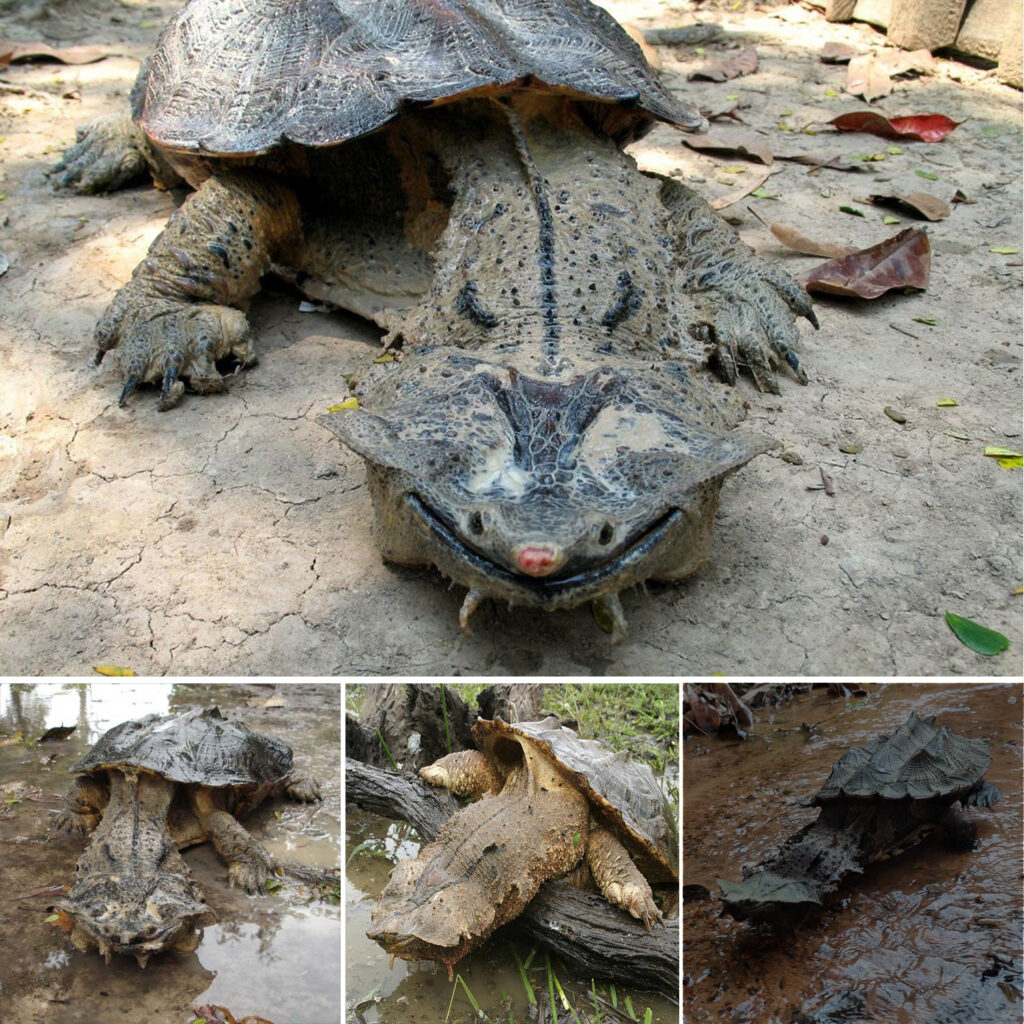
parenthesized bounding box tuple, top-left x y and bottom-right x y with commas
(943, 428, 971, 440)
(824, 87, 839, 97)
(839, 205, 865, 217)
(913, 317, 938, 325)
(573, 831, 581, 846)
(93, 664, 135, 676)
(984, 446, 1023, 458)
(936, 398, 958, 407)
(990, 245, 1019, 255)
(264, 878, 282, 891)
(883, 215, 901, 225)
(915, 169, 939, 180)
(945, 612, 1010, 656)
(749, 187, 777, 199)
(44, 914, 59, 923)
(886, 145, 903, 155)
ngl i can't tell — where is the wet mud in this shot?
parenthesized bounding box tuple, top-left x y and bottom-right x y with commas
(683, 683, 1023, 1024)
(0, 682, 340, 1024)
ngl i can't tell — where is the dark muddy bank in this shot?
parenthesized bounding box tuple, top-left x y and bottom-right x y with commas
(0, 682, 340, 1024)
(683, 682, 1022, 1024)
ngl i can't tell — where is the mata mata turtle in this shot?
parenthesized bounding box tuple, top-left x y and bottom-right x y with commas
(55, 0, 817, 639)
(717, 711, 1002, 925)
(50, 707, 320, 966)
(367, 715, 677, 976)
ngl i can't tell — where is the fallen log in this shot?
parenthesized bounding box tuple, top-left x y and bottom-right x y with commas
(345, 757, 680, 1002)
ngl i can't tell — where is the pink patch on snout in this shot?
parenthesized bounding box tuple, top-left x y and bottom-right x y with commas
(515, 546, 560, 577)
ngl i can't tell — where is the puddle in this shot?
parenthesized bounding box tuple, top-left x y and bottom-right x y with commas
(683, 683, 1023, 1024)
(0, 682, 340, 1024)
(347, 807, 680, 1023)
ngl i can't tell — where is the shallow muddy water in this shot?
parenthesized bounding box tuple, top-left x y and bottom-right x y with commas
(683, 683, 1022, 1024)
(346, 805, 680, 1024)
(0, 682, 341, 1024)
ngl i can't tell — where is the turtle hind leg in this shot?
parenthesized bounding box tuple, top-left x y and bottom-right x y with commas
(50, 775, 110, 835)
(586, 827, 662, 930)
(961, 780, 1002, 809)
(190, 789, 272, 893)
(419, 750, 504, 798)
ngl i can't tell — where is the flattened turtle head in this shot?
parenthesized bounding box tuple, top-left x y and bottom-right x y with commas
(366, 856, 489, 971)
(54, 872, 214, 966)
(320, 348, 771, 618)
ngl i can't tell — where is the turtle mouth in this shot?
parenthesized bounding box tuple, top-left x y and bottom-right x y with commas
(405, 492, 682, 604)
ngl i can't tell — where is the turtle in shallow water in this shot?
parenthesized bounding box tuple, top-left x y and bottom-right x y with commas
(717, 711, 1002, 926)
(50, 707, 320, 966)
(54, 0, 817, 639)
(366, 715, 677, 977)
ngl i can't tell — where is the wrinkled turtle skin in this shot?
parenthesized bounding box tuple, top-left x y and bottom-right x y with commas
(54, 0, 818, 640)
(717, 712, 1002, 926)
(366, 716, 677, 977)
(50, 708, 320, 966)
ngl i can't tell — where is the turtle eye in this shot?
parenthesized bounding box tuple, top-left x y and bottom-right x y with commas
(468, 511, 484, 536)
(598, 523, 614, 546)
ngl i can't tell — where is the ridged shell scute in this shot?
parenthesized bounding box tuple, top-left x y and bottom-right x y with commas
(70, 707, 293, 787)
(138, 0, 706, 155)
(813, 711, 991, 803)
(473, 715, 677, 881)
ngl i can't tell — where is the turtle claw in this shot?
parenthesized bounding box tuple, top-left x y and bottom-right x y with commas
(118, 376, 140, 407)
(592, 593, 627, 643)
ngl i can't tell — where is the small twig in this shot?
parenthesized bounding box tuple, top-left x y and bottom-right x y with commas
(819, 466, 835, 496)
(5, 882, 67, 901)
(888, 323, 919, 339)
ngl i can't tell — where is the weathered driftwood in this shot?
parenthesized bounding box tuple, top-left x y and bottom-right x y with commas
(345, 757, 680, 1001)
(355, 683, 548, 771)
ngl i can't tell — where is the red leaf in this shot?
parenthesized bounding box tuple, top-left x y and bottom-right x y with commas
(827, 112, 963, 142)
(797, 228, 931, 299)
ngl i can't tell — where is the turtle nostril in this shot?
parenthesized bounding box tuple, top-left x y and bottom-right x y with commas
(598, 523, 614, 546)
(468, 512, 484, 536)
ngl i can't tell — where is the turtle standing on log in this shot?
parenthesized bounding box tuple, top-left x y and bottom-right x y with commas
(365, 716, 677, 979)
(54, 0, 818, 639)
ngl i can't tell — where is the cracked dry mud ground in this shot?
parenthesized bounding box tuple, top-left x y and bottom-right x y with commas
(0, 0, 1021, 676)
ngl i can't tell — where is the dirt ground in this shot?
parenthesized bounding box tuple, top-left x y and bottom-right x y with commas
(0, 0, 1020, 676)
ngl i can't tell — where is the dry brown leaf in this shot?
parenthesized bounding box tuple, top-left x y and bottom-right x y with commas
(710, 165, 773, 210)
(868, 191, 950, 221)
(688, 44, 758, 82)
(846, 49, 934, 100)
(748, 207, 857, 258)
(797, 227, 931, 299)
(682, 129, 773, 165)
(821, 42, 858, 64)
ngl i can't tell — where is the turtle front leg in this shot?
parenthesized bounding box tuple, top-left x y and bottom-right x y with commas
(284, 769, 321, 803)
(190, 788, 272, 893)
(50, 775, 110, 835)
(95, 169, 301, 409)
(658, 175, 817, 394)
(586, 827, 662, 930)
(419, 750, 504, 798)
(937, 805, 979, 851)
(52, 113, 153, 195)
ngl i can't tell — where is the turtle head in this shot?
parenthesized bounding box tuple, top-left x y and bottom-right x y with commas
(321, 348, 771, 623)
(54, 871, 215, 966)
(366, 855, 490, 972)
